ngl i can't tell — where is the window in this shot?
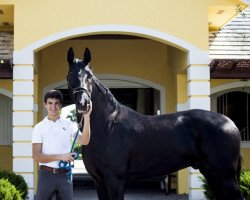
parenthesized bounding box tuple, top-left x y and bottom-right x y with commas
(0, 94, 12, 145)
(217, 91, 249, 141)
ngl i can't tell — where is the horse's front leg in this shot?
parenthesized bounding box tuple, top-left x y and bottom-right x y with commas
(83, 161, 110, 200)
(105, 174, 125, 200)
(92, 176, 110, 200)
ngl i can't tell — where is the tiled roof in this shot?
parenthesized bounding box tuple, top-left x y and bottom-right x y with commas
(209, 7, 250, 78)
(0, 32, 13, 79)
(209, 7, 250, 60)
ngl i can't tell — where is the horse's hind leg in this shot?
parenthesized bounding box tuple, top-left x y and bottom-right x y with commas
(223, 156, 244, 200)
(199, 164, 226, 200)
(199, 161, 244, 200)
(222, 178, 243, 200)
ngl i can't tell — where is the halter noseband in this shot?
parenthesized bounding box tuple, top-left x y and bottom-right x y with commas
(67, 78, 91, 102)
(72, 86, 90, 96)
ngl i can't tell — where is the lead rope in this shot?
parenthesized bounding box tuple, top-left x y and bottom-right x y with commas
(59, 115, 84, 183)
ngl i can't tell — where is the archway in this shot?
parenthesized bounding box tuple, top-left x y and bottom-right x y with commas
(14, 24, 208, 65)
(211, 81, 250, 144)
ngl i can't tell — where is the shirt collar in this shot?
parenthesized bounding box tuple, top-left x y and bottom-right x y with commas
(44, 116, 61, 123)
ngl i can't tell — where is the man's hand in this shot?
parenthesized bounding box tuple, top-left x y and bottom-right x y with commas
(85, 100, 92, 118)
(60, 152, 77, 162)
(32, 143, 78, 163)
(76, 100, 92, 145)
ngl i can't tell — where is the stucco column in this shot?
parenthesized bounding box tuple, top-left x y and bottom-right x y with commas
(187, 52, 210, 200)
(13, 51, 34, 199)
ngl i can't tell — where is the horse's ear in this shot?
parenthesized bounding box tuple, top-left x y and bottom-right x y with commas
(67, 47, 74, 64)
(83, 48, 91, 65)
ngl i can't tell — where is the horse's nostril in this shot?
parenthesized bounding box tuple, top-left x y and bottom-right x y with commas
(78, 100, 89, 109)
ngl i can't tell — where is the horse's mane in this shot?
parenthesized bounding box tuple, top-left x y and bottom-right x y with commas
(87, 67, 119, 108)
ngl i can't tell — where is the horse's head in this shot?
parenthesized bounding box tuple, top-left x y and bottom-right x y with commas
(67, 47, 93, 114)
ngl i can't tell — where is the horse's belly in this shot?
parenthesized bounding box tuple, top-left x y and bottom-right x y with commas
(126, 153, 191, 181)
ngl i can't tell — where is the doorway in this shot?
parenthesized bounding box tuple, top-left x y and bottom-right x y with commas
(110, 88, 160, 115)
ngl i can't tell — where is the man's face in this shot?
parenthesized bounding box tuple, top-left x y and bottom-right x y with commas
(44, 98, 62, 117)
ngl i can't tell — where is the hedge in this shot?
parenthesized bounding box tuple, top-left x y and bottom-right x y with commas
(0, 179, 22, 200)
(0, 170, 28, 199)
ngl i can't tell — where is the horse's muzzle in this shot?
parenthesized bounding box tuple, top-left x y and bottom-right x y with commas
(78, 103, 90, 114)
(76, 95, 90, 114)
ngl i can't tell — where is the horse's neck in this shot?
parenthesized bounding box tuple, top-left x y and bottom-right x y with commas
(91, 79, 119, 120)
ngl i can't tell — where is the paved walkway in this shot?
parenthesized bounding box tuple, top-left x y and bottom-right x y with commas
(73, 188, 188, 200)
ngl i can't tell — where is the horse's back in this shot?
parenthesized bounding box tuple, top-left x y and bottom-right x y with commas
(118, 107, 241, 153)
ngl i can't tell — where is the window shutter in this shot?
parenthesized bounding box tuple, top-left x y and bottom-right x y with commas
(0, 94, 12, 145)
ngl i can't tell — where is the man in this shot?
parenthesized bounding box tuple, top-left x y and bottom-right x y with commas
(32, 90, 92, 200)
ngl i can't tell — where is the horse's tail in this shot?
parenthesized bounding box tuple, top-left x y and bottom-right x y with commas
(237, 153, 243, 184)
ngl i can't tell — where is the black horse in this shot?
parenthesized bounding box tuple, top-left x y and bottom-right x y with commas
(66, 47, 244, 200)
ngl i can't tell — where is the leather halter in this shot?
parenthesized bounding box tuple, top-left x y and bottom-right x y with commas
(67, 78, 91, 101)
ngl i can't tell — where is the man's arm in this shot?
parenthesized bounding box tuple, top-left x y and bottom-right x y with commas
(32, 143, 76, 163)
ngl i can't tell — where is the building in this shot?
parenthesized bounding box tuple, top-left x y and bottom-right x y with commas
(0, 0, 249, 199)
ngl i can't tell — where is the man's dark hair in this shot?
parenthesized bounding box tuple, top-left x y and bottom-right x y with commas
(44, 90, 63, 104)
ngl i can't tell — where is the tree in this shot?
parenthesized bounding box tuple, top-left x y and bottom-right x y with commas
(66, 108, 77, 122)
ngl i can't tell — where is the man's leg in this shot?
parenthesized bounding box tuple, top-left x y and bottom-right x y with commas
(36, 170, 57, 200)
(56, 173, 73, 200)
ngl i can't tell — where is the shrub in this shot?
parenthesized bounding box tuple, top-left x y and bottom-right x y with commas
(73, 143, 83, 159)
(200, 176, 214, 200)
(200, 170, 250, 200)
(240, 170, 250, 199)
(0, 179, 22, 200)
(0, 170, 28, 199)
